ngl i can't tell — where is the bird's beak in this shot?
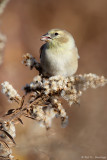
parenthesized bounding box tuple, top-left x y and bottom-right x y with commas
(40, 33, 52, 42)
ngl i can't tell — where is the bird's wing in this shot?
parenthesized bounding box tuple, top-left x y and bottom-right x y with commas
(72, 46, 80, 59)
(40, 44, 45, 59)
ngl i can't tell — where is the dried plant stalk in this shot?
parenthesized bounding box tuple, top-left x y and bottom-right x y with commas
(0, 0, 10, 15)
(0, 0, 10, 65)
(0, 32, 6, 65)
(0, 53, 107, 159)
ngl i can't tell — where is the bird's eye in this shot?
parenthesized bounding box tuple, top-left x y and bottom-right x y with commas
(55, 32, 58, 36)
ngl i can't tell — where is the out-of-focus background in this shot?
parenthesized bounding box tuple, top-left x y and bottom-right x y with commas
(0, 0, 107, 159)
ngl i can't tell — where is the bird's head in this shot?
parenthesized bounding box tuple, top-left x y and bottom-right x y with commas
(41, 29, 75, 48)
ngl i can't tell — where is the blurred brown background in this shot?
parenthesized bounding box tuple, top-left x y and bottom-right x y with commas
(0, 0, 107, 160)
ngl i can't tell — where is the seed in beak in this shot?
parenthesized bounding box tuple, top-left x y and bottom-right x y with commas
(40, 34, 51, 41)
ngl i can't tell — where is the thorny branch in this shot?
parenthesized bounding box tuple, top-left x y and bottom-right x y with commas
(0, 53, 107, 159)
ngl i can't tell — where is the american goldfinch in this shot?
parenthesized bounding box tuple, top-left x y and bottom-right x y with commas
(40, 29, 79, 77)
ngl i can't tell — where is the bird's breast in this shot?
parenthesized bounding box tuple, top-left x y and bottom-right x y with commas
(41, 47, 78, 76)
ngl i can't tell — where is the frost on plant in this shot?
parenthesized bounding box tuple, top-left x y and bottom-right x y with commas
(0, 53, 107, 159)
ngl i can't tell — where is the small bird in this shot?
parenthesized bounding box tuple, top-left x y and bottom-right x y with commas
(40, 29, 79, 77)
